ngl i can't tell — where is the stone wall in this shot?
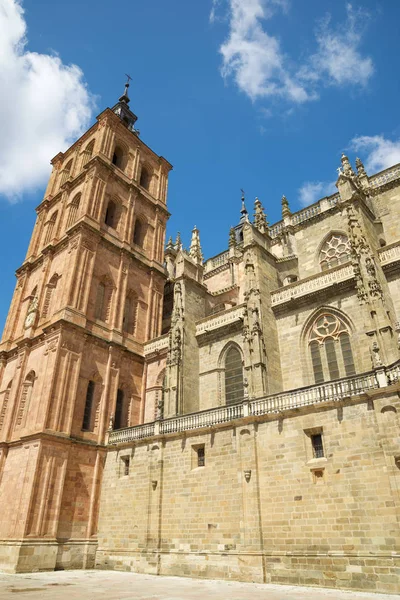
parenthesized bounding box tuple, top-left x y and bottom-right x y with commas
(96, 388, 400, 594)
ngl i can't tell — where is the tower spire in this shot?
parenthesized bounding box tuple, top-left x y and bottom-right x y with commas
(119, 74, 131, 104)
(240, 189, 249, 223)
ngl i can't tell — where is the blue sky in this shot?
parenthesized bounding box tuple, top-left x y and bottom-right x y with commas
(1, 0, 400, 333)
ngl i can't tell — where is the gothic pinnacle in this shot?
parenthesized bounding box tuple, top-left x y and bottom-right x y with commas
(254, 197, 269, 233)
(281, 195, 291, 219)
(189, 225, 203, 264)
(229, 227, 236, 248)
(175, 232, 182, 251)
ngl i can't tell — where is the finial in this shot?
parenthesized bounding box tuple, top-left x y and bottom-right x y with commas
(229, 227, 237, 248)
(189, 226, 203, 264)
(254, 197, 269, 233)
(119, 74, 131, 104)
(166, 236, 174, 251)
(240, 189, 249, 223)
(355, 156, 366, 175)
(174, 232, 182, 251)
(281, 195, 291, 219)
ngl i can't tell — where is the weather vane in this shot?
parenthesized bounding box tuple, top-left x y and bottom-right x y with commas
(241, 188, 245, 198)
(125, 73, 132, 84)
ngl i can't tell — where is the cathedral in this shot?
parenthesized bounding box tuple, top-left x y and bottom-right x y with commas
(0, 83, 399, 595)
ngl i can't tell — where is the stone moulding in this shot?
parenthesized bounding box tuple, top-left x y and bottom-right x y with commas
(378, 240, 400, 267)
(144, 333, 169, 356)
(271, 263, 354, 307)
(106, 364, 394, 445)
(195, 305, 245, 337)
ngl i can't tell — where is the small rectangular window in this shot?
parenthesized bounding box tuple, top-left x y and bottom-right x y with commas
(120, 456, 130, 477)
(197, 446, 205, 467)
(311, 433, 324, 458)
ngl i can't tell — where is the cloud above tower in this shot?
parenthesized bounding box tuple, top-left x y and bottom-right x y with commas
(0, 0, 95, 202)
(212, 1, 374, 105)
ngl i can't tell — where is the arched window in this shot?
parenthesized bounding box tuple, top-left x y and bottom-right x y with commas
(112, 146, 125, 170)
(41, 273, 59, 320)
(114, 388, 127, 430)
(140, 166, 151, 190)
(133, 218, 145, 247)
(16, 371, 35, 428)
(224, 346, 244, 405)
(0, 380, 12, 432)
(82, 140, 95, 168)
(44, 211, 58, 245)
(319, 234, 351, 271)
(82, 380, 95, 431)
(104, 200, 116, 227)
(122, 292, 137, 335)
(60, 159, 73, 186)
(308, 313, 356, 384)
(66, 194, 81, 229)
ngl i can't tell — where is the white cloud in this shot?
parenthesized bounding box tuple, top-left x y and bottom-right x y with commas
(0, 0, 95, 202)
(298, 181, 336, 207)
(306, 3, 374, 88)
(213, 1, 373, 106)
(218, 0, 311, 103)
(350, 135, 400, 172)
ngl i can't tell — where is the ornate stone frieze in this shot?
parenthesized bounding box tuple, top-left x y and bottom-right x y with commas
(195, 305, 245, 336)
(271, 264, 354, 307)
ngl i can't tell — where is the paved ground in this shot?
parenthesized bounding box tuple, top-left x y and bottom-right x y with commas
(0, 571, 399, 600)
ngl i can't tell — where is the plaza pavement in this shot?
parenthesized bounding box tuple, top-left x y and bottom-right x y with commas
(0, 570, 399, 600)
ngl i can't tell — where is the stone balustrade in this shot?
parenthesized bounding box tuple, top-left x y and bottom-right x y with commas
(271, 263, 354, 307)
(107, 367, 385, 445)
(195, 305, 245, 336)
(370, 163, 400, 189)
(144, 334, 169, 355)
(378, 241, 400, 266)
(204, 251, 230, 274)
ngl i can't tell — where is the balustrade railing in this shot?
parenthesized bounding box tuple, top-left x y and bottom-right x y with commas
(271, 263, 354, 306)
(370, 164, 400, 189)
(107, 368, 384, 445)
(378, 241, 400, 266)
(249, 372, 377, 416)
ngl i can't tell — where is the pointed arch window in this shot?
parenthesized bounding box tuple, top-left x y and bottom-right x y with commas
(82, 139, 95, 168)
(133, 218, 145, 247)
(309, 313, 355, 383)
(319, 234, 351, 271)
(66, 194, 81, 229)
(224, 346, 244, 405)
(44, 211, 58, 246)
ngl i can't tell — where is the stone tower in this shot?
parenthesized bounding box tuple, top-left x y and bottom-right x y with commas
(0, 81, 172, 572)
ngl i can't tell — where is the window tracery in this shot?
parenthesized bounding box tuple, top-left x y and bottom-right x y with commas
(308, 313, 355, 383)
(319, 234, 351, 271)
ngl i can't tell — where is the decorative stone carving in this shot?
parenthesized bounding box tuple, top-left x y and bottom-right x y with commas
(253, 198, 269, 234)
(281, 195, 291, 219)
(189, 226, 203, 264)
(24, 295, 39, 329)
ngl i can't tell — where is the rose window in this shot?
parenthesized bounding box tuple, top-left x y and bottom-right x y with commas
(320, 234, 351, 271)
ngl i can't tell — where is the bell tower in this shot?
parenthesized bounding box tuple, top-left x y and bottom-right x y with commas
(0, 80, 172, 572)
